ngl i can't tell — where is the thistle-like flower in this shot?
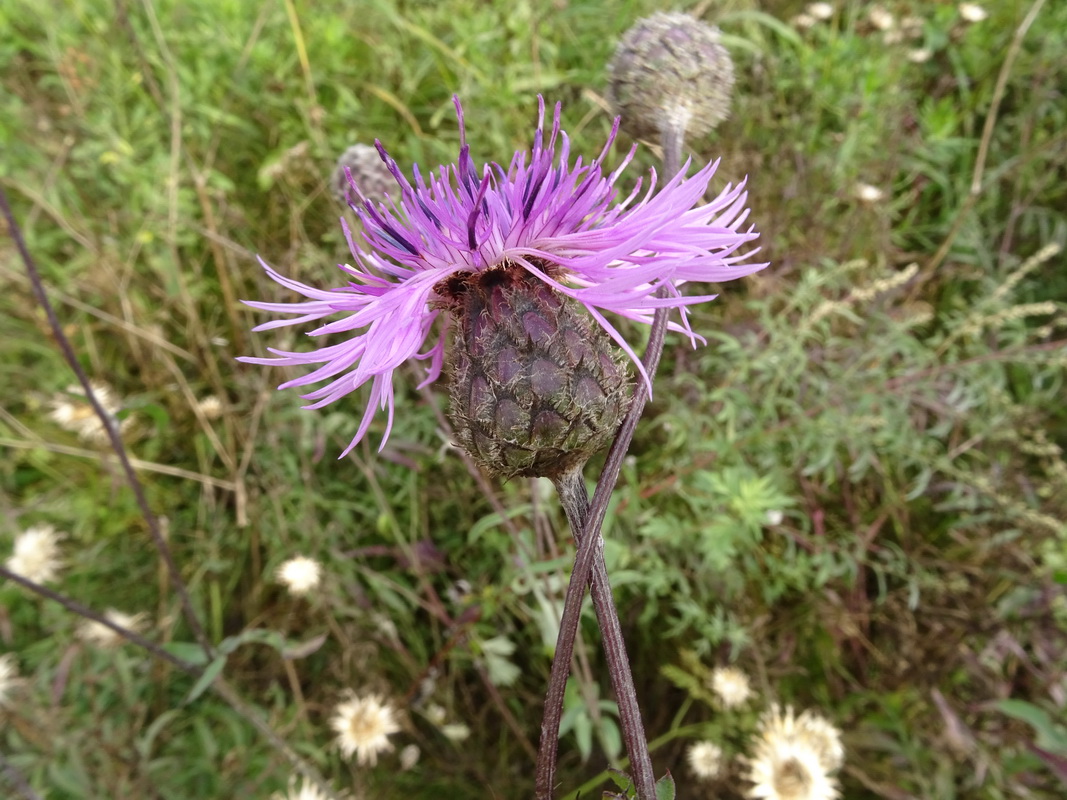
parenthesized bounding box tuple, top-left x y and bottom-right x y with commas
(241, 97, 762, 473)
(330, 691, 401, 766)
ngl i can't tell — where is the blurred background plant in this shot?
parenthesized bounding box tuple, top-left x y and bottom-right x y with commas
(1, 0, 1065, 798)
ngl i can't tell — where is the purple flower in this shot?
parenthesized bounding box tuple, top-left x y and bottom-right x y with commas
(240, 97, 764, 457)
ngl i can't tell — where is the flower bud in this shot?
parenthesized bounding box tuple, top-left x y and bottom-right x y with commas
(608, 12, 735, 141)
(332, 143, 397, 204)
(439, 263, 630, 479)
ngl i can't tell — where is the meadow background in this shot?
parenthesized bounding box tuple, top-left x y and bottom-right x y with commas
(2, 0, 1066, 797)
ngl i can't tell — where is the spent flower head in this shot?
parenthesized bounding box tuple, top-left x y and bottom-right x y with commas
(78, 609, 147, 648)
(272, 776, 351, 800)
(275, 555, 323, 596)
(399, 743, 421, 771)
(241, 97, 763, 464)
(687, 739, 725, 780)
(5, 524, 64, 585)
(711, 665, 754, 708)
(330, 691, 401, 766)
(49, 381, 132, 444)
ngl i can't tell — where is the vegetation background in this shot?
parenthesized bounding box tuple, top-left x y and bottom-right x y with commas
(2, 0, 1065, 797)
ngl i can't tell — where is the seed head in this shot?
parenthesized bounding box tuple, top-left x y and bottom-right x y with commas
(608, 12, 735, 141)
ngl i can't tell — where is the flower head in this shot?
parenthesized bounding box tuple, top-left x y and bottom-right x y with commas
(958, 3, 988, 23)
(78, 609, 147, 648)
(272, 776, 351, 800)
(711, 665, 754, 708)
(275, 555, 323, 596)
(5, 524, 64, 584)
(687, 739, 725, 780)
(330, 691, 401, 766)
(49, 382, 132, 444)
(744, 704, 844, 800)
(241, 97, 762, 457)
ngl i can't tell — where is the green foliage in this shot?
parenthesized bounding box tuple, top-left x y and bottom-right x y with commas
(2, 0, 1066, 798)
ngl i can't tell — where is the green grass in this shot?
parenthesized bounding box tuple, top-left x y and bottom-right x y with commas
(2, 0, 1066, 798)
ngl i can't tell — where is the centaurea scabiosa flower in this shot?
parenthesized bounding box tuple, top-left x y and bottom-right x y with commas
(240, 97, 763, 473)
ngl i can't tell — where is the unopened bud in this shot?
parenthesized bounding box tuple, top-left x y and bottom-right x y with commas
(438, 263, 630, 479)
(607, 12, 735, 141)
(332, 143, 397, 204)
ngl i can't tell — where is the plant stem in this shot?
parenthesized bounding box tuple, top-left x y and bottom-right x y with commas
(0, 184, 212, 659)
(542, 469, 657, 799)
(534, 120, 687, 799)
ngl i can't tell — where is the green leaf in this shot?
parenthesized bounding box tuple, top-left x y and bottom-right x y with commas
(655, 771, 676, 800)
(163, 641, 212, 666)
(184, 655, 227, 705)
(996, 700, 1067, 752)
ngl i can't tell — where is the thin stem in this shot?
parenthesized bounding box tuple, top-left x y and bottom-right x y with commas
(0, 184, 212, 659)
(660, 113, 688, 187)
(0, 565, 341, 800)
(537, 470, 655, 799)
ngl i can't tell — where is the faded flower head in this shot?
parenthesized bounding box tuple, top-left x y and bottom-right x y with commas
(330, 691, 401, 766)
(78, 609, 147, 648)
(399, 743, 421, 771)
(958, 3, 988, 23)
(5, 524, 64, 585)
(687, 739, 725, 780)
(275, 555, 323, 596)
(241, 97, 763, 465)
(853, 183, 885, 204)
(0, 654, 21, 709)
(49, 381, 132, 444)
(441, 722, 471, 743)
(711, 665, 754, 708)
(196, 395, 224, 420)
(272, 776, 351, 800)
(744, 704, 843, 800)
(806, 3, 834, 20)
(608, 12, 735, 141)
